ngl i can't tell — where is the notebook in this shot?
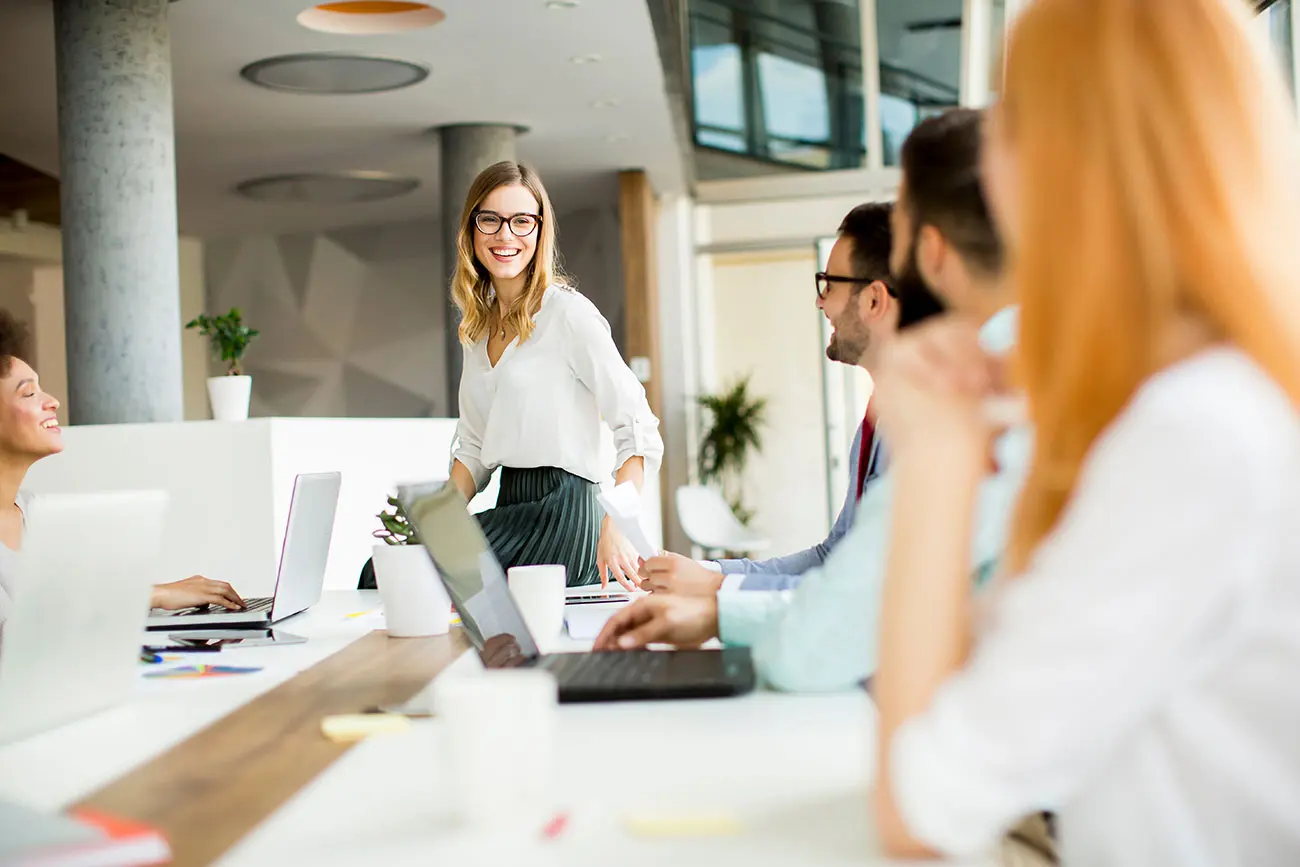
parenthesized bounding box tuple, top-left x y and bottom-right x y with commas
(0, 799, 170, 866)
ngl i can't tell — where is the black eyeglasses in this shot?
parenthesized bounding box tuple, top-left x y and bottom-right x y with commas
(473, 210, 541, 237)
(815, 271, 896, 301)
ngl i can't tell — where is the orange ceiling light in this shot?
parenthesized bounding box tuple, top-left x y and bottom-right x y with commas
(317, 2, 428, 12)
(297, 1, 445, 34)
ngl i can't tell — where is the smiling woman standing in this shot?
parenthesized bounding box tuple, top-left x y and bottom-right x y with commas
(444, 161, 662, 589)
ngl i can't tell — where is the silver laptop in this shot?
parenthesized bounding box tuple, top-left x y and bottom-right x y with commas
(0, 490, 167, 745)
(145, 471, 341, 630)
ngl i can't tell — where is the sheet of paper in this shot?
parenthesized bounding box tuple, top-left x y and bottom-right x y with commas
(564, 600, 628, 641)
(595, 482, 657, 560)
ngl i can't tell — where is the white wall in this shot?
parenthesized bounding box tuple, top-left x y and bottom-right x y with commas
(655, 194, 700, 554)
(709, 248, 830, 555)
(30, 266, 65, 408)
(178, 239, 211, 421)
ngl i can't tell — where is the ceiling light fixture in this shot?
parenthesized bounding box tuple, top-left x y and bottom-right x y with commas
(591, 98, 620, 109)
(240, 53, 429, 95)
(569, 54, 601, 65)
(298, 2, 446, 35)
(235, 171, 420, 204)
(546, 0, 580, 8)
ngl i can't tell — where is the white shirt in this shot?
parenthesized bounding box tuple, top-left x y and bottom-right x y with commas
(891, 348, 1300, 866)
(0, 491, 34, 643)
(453, 286, 663, 491)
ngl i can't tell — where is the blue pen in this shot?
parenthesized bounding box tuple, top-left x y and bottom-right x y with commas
(139, 650, 163, 664)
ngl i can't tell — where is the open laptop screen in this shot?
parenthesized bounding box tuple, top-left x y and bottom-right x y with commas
(396, 482, 540, 666)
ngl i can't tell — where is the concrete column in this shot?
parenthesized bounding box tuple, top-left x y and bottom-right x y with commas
(437, 124, 518, 416)
(54, 0, 184, 425)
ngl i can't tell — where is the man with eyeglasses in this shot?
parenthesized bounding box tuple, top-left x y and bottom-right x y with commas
(639, 202, 942, 596)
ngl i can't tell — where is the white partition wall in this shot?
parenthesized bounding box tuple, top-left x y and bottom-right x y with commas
(24, 419, 660, 597)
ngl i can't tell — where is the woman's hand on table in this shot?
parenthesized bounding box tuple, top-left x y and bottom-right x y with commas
(597, 519, 641, 591)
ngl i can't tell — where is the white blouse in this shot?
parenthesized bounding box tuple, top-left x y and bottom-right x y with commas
(891, 348, 1300, 867)
(0, 491, 34, 642)
(453, 286, 663, 491)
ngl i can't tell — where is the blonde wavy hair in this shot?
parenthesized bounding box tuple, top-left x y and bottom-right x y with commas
(1001, 0, 1300, 571)
(450, 161, 568, 346)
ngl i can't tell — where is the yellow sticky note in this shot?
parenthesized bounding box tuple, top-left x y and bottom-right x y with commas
(320, 713, 411, 743)
(622, 814, 745, 837)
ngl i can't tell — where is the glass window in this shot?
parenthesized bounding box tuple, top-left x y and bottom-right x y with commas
(1264, 0, 1295, 96)
(876, 0, 962, 165)
(692, 4, 747, 147)
(690, 0, 866, 178)
(988, 0, 1007, 99)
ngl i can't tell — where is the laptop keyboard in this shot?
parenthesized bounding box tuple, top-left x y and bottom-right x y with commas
(241, 597, 273, 613)
(541, 651, 670, 689)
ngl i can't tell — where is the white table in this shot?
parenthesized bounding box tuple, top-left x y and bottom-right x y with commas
(0, 591, 380, 811)
(0, 591, 989, 866)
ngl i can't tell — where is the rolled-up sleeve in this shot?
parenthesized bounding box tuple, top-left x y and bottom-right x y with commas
(451, 347, 492, 493)
(563, 301, 664, 476)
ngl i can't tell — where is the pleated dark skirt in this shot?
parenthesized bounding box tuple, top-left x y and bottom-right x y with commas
(357, 467, 601, 590)
(478, 466, 602, 588)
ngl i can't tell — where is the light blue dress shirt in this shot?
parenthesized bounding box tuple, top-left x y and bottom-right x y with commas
(717, 308, 1028, 692)
(714, 419, 884, 591)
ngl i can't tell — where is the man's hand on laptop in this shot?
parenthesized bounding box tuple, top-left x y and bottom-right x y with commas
(638, 553, 725, 596)
(593, 594, 719, 651)
(150, 576, 245, 611)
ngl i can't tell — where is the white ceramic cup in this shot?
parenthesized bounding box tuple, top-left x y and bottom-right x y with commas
(507, 564, 566, 640)
(433, 669, 559, 827)
(372, 544, 451, 638)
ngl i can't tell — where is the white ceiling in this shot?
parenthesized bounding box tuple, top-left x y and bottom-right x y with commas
(0, 0, 686, 238)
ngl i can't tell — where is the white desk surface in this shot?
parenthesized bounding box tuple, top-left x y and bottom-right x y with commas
(0, 591, 991, 867)
(0, 591, 380, 811)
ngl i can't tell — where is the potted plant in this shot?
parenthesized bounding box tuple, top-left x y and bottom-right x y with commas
(373, 495, 418, 547)
(186, 308, 259, 421)
(697, 375, 768, 526)
(370, 496, 450, 637)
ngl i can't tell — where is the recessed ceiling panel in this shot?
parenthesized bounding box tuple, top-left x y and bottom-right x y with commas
(240, 53, 429, 95)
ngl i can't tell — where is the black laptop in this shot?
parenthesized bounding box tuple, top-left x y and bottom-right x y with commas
(395, 482, 756, 703)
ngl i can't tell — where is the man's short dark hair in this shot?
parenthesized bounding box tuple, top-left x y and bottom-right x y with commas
(0, 309, 31, 379)
(900, 108, 1003, 276)
(837, 202, 893, 291)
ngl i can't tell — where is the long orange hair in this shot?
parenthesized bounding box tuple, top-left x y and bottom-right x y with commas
(1002, 0, 1300, 571)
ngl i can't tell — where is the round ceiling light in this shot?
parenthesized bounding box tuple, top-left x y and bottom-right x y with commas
(235, 171, 420, 204)
(240, 53, 429, 95)
(298, 2, 446, 35)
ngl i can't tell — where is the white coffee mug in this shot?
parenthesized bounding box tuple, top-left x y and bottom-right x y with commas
(372, 544, 451, 638)
(507, 564, 566, 640)
(433, 669, 559, 827)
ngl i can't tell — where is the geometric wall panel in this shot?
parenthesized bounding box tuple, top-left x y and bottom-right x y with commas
(206, 217, 447, 418)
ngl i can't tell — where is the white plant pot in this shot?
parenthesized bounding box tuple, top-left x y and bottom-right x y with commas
(372, 543, 451, 637)
(207, 375, 251, 421)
